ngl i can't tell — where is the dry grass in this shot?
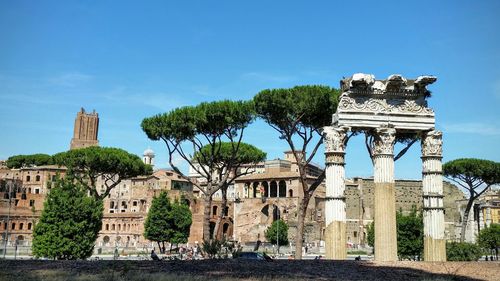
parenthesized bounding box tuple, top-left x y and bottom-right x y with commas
(1, 260, 498, 281)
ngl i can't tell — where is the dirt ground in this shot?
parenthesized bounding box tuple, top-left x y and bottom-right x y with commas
(0, 260, 499, 281)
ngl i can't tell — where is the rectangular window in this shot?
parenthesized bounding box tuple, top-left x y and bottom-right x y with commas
(35, 189, 40, 194)
(29, 200, 35, 207)
(26, 176, 30, 182)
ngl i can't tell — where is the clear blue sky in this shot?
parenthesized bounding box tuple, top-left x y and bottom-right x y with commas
(1, 0, 499, 179)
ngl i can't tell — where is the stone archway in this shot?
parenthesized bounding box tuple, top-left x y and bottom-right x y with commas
(323, 74, 445, 262)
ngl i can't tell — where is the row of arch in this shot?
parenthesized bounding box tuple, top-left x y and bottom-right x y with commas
(244, 180, 292, 198)
(2, 221, 33, 231)
(102, 223, 140, 232)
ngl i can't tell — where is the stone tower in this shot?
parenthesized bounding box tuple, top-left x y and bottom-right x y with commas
(70, 108, 99, 150)
(143, 148, 155, 167)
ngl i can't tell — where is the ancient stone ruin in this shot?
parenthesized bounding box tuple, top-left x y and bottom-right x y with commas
(323, 73, 445, 261)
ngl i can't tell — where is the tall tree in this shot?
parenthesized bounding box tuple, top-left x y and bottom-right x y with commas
(196, 142, 266, 238)
(144, 191, 173, 252)
(52, 146, 152, 200)
(443, 158, 500, 242)
(478, 224, 500, 260)
(142, 100, 265, 240)
(254, 85, 340, 259)
(32, 178, 103, 260)
(6, 154, 53, 168)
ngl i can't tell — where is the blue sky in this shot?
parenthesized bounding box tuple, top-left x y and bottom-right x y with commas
(0, 0, 499, 179)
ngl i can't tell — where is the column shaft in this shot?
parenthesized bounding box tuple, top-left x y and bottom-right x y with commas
(422, 130, 446, 261)
(372, 127, 397, 262)
(323, 126, 347, 260)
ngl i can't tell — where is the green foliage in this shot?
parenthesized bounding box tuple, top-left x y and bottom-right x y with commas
(32, 178, 103, 260)
(446, 242, 484, 261)
(254, 85, 340, 131)
(265, 219, 289, 246)
(52, 146, 151, 199)
(144, 192, 192, 245)
(396, 209, 424, 260)
(142, 100, 264, 241)
(142, 100, 255, 142)
(366, 221, 374, 248)
(478, 224, 500, 256)
(201, 238, 240, 259)
(443, 158, 500, 241)
(6, 154, 53, 168)
(443, 158, 500, 187)
(202, 239, 225, 259)
(144, 192, 173, 243)
(366, 209, 424, 260)
(194, 142, 266, 166)
(170, 199, 193, 244)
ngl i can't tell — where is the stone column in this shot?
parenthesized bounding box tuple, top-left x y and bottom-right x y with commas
(422, 130, 446, 261)
(372, 126, 398, 261)
(485, 206, 492, 228)
(323, 126, 348, 259)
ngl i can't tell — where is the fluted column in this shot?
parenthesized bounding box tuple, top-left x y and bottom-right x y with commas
(323, 126, 348, 259)
(422, 130, 446, 261)
(372, 126, 397, 261)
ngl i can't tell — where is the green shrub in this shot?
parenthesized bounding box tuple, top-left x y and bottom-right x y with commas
(446, 242, 483, 261)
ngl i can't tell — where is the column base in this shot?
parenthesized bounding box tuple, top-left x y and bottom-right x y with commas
(424, 237, 446, 261)
(374, 182, 397, 262)
(325, 221, 347, 260)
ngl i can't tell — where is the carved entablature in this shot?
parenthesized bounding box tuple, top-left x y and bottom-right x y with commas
(323, 126, 348, 153)
(335, 73, 437, 131)
(422, 130, 443, 157)
(371, 127, 396, 155)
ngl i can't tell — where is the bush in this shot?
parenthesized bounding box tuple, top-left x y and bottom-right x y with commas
(446, 242, 483, 261)
(32, 178, 103, 259)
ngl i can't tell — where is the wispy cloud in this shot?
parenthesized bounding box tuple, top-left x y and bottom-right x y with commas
(443, 122, 500, 136)
(100, 87, 186, 112)
(48, 72, 93, 87)
(240, 72, 295, 83)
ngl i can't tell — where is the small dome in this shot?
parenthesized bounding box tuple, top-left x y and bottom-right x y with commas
(143, 148, 155, 156)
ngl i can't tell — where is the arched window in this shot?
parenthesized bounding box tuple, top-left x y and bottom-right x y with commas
(112, 224, 115, 231)
(223, 223, 229, 234)
(278, 181, 286, 197)
(21, 193, 27, 200)
(288, 189, 293, 197)
(28, 223, 32, 230)
(252, 182, 259, 198)
(19, 223, 24, 230)
(262, 182, 269, 197)
(106, 224, 109, 231)
(270, 181, 277, 197)
(35, 175, 41, 182)
(212, 206, 218, 216)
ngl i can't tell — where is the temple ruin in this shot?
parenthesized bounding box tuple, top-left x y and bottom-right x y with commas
(323, 73, 445, 261)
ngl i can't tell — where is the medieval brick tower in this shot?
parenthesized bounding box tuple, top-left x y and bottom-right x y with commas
(70, 108, 99, 150)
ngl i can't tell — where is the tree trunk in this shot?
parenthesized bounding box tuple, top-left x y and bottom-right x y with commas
(294, 195, 310, 259)
(157, 241, 161, 253)
(203, 195, 213, 241)
(460, 198, 475, 242)
(213, 187, 228, 240)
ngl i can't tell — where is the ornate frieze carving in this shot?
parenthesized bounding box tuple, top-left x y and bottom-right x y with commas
(323, 126, 348, 153)
(371, 127, 396, 155)
(338, 96, 434, 115)
(422, 130, 442, 157)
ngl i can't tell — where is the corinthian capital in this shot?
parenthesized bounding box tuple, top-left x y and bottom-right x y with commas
(323, 126, 348, 153)
(371, 127, 396, 155)
(422, 130, 442, 157)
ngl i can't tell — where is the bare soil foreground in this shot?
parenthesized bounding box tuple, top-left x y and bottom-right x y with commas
(0, 260, 499, 281)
